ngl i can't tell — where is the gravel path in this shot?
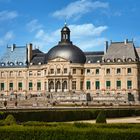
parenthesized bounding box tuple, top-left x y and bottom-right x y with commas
(76, 116, 140, 123)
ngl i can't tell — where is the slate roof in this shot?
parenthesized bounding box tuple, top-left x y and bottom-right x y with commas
(0, 45, 27, 67)
(31, 49, 46, 65)
(136, 48, 140, 58)
(84, 51, 104, 63)
(104, 41, 139, 60)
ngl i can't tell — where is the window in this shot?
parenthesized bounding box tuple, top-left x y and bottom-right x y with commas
(95, 81, 100, 90)
(9, 83, 13, 90)
(72, 81, 76, 90)
(87, 69, 90, 74)
(18, 82, 22, 90)
(106, 69, 110, 74)
(127, 80, 132, 89)
(50, 69, 54, 74)
(18, 71, 22, 76)
(57, 68, 60, 74)
(86, 81, 91, 90)
(96, 69, 99, 74)
(64, 68, 67, 74)
(44, 82, 47, 90)
(9, 71, 13, 77)
(0, 83, 4, 91)
(81, 69, 84, 75)
(29, 82, 33, 90)
(44, 70, 47, 75)
(29, 71, 32, 76)
(106, 81, 111, 89)
(37, 82, 41, 91)
(117, 68, 121, 74)
(127, 68, 131, 74)
(73, 69, 76, 74)
(37, 71, 41, 76)
(80, 81, 83, 90)
(116, 81, 121, 89)
(1, 72, 4, 77)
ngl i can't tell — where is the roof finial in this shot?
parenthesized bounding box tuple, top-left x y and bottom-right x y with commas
(64, 19, 67, 26)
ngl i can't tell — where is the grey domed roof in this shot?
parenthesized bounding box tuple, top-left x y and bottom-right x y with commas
(47, 44, 86, 63)
(46, 24, 86, 64)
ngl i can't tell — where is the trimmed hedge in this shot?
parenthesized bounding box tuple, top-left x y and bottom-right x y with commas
(1, 108, 140, 122)
(0, 123, 140, 140)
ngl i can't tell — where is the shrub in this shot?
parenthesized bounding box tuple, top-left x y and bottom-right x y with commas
(0, 112, 4, 120)
(4, 114, 16, 125)
(96, 110, 106, 123)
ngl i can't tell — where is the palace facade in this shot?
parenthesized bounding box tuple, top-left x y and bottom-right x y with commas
(0, 24, 140, 104)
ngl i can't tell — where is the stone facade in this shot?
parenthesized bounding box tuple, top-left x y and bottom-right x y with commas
(0, 25, 140, 105)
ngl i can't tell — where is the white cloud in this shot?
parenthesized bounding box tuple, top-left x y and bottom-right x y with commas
(52, 0, 109, 20)
(0, 31, 14, 46)
(26, 19, 43, 32)
(0, 10, 18, 21)
(33, 23, 108, 51)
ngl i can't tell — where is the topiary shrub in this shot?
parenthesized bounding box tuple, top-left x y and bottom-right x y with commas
(96, 110, 107, 123)
(4, 114, 16, 125)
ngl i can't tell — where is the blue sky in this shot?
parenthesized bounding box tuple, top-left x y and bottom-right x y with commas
(0, 0, 140, 54)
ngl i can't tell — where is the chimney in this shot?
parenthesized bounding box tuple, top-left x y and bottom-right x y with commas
(104, 41, 108, 54)
(28, 43, 32, 63)
(11, 44, 16, 52)
(124, 39, 128, 45)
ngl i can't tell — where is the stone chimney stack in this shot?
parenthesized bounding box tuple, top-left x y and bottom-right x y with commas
(104, 41, 108, 54)
(124, 39, 128, 45)
(28, 43, 32, 63)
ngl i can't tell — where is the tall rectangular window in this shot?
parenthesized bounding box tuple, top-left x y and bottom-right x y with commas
(0, 83, 4, 91)
(117, 68, 121, 74)
(96, 69, 99, 74)
(9, 83, 13, 91)
(29, 82, 33, 90)
(81, 69, 84, 75)
(57, 68, 60, 74)
(127, 68, 131, 74)
(73, 69, 76, 74)
(37, 71, 41, 76)
(80, 81, 83, 90)
(106, 81, 111, 89)
(29, 71, 32, 76)
(37, 82, 41, 91)
(1, 72, 4, 77)
(127, 80, 132, 89)
(72, 81, 76, 90)
(18, 82, 22, 90)
(50, 69, 54, 74)
(106, 69, 110, 74)
(116, 81, 121, 89)
(86, 81, 91, 90)
(95, 81, 100, 90)
(87, 69, 90, 74)
(64, 68, 67, 74)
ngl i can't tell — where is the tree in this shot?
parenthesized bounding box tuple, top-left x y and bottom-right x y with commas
(96, 110, 107, 123)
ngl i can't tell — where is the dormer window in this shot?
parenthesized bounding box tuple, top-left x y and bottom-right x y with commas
(10, 62, 14, 66)
(1, 63, 5, 66)
(19, 62, 23, 66)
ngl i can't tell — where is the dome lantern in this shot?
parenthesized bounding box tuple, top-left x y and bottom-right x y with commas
(60, 23, 71, 44)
